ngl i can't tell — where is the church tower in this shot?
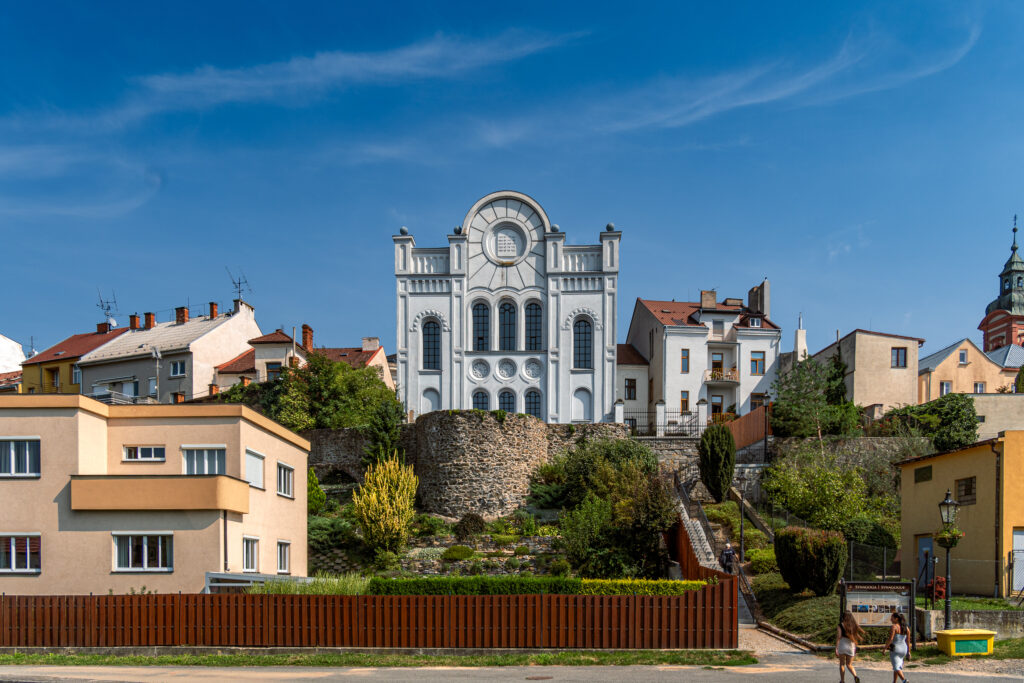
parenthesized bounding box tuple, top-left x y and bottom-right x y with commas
(979, 218, 1024, 351)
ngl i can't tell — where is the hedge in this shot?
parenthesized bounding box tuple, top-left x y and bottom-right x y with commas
(775, 526, 847, 596)
(365, 576, 706, 596)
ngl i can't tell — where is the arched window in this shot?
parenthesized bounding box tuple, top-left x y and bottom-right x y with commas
(422, 389, 440, 414)
(572, 388, 593, 422)
(499, 302, 516, 351)
(573, 318, 593, 369)
(472, 390, 489, 410)
(1018, 276, 1023, 288)
(525, 302, 543, 351)
(422, 320, 440, 370)
(525, 390, 542, 419)
(498, 390, 515, 412)
(472, 302, 489, 351)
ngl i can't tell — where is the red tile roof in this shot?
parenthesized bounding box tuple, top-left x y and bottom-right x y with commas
(22, 328, 128, 366)
(317, 347, 381, 369)
(0, 370, 21, 387)
(617, 344, 648, 365)
(637, 299, 779, 329)
(249, 329, 294, 345)
(216, 349, 256, 374)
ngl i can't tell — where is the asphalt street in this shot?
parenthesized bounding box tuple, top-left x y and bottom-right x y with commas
(1, 652, 1023, 683)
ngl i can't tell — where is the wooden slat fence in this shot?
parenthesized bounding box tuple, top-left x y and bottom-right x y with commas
(726, 404, 771, 451)
(0, 588, 737, 649)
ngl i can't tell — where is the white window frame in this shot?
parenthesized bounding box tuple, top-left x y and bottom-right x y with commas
(72, 366, 82, 385)
(940, 381, 952, 397)
(123, 445, 166, 462)
(112, 532, 173, 572)
(277, 540, 291, 575)
(0, 533, 42, 574)
(749, 318, 762, 328)
(974, 382, 986, 394)
(0, 439, 41, 477)
(245, 449, 265, 489)
(276, 462, 295, 499)
(148, 377, 157, 396)
(182, 445, 227, 475)
(169, 361, 186, 378)
(959, 349, 968, 365)
(243, 536, 259, 573)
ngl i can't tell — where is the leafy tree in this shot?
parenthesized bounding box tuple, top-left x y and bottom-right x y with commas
(888, 393, 977, 452)
(698, 425, 736, 503)
(307, 467, 327, 515)
(351, 455, 419, 553)
(362, 399, 406, 467)
(825, 351, 849, 405)
(761, 453, 867, 531)
(771, 356, 860, 446)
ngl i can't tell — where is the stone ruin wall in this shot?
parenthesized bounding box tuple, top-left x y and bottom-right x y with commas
(304, 413, 629, 519)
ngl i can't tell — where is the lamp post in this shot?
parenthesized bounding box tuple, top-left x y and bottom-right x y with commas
(736, 471, 749, 563)
(936, 489, 961, 630)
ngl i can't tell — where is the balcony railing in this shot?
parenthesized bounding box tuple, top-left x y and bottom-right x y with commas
(88, 390, 159, 405)
(704, 368, 740, 383)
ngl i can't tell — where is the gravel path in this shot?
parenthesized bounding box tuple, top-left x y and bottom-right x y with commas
(739, 626, 804, 654)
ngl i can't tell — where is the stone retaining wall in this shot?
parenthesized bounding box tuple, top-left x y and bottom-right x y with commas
(915, 607, 1024, 639)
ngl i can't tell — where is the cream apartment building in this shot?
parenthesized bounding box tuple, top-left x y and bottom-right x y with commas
(0, 395, 307, 595)
(812, 329, 924, 415)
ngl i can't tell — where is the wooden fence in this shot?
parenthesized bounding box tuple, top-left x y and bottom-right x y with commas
(726, 404, 771, 451)
(0, 588, 737, 650)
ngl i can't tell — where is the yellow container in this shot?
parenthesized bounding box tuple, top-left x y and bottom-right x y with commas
(935, 629, 995, 656)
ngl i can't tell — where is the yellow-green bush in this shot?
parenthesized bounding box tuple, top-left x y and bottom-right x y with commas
(577, 579, 707, 595)
(351, 455, 418, 552)
(745, 548, 778, 574)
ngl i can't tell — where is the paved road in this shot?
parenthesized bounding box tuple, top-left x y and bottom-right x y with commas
(2, 653, 1022, 683)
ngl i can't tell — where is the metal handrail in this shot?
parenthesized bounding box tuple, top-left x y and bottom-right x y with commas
(704, 368, 740, 382)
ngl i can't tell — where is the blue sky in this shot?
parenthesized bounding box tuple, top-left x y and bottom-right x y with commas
(1, 1, 1020, 358)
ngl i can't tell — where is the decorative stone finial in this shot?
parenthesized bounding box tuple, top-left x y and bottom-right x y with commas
(399, 226, 409, 236)
(1014, 215, 1018, 254)
(606, 222, 615, 231)
(454, 225, 462, 235)
(550, 224, 559, 232)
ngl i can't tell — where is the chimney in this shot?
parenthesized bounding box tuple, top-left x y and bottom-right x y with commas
(144, 312, 156, 330)
(175, 306, 189, 325)
(794, 328, 808, 362)
(700, 290, 717, 309)
(208, 302, 218, 318)
(96, 322, 110, 334)
(746, 279, 771, 318)
(362, 336, 380, 352)
(302, 324, 313, 351)
(129, 314, 140, 330)
(208, 383, 219, 396)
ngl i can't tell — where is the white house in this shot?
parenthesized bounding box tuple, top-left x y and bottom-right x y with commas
(621, 283, 781, 432)
(393, 190, 621, 423)
(0, 332, 24, 373)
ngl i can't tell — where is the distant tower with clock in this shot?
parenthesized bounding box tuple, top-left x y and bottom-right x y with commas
(393, 190, 621, 423)
(979, 218, 1024, 352)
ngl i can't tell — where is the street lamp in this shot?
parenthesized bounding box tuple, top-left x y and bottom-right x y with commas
(936, 489, 961, 630)
(736, 471, 749, 563)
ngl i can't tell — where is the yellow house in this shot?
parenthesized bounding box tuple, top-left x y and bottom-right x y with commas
(898, 431, 1024, 597)
(20, 324, 126, 395)
(918, 338, 1012, 402)
(0, 394, 308, 594)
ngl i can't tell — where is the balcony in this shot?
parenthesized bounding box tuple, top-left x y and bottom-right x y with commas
(704, 368, 740, 384)
(70, 475, 250, 514)
(88, 390, 159, 405)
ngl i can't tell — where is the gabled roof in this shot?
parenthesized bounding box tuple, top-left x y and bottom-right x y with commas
(78, 315, 237, 365)
(317, 347, 382, 369)
(918, 338, 980, 373)
(617, 343, 648, 365)
(828, 328, 926, 348)
(986, 343, 1024, 369)
(0, 370, 21, 389)
(636, 299, 780, 329)
(249, 329, 294, 345)
(22, 328, 128, 366)
(216, 349, 256, 375)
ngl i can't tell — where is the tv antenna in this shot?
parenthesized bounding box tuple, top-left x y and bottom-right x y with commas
(96, 289, 119, 328)
(226, 268, 253, 301)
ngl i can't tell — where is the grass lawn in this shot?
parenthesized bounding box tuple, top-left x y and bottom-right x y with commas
(850, 637, 1024, 665)
(0, 650, 757, 668)
(915, 596, 1024, 611)
(752, 572, 887, 645)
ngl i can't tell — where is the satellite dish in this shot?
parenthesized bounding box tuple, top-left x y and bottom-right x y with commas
(107, 316, 118, 328)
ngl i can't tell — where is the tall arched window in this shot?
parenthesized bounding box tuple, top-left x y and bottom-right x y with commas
(422, 320, 440, 370)
(472, 390, 489, 410)
(525, 302, 543, 351)
(499, 302, 516, 351)
(1018, 276, 1023, 288)
(573, 318, 593, 369)
(572, 388, 593, 422)
(498, 390, 515, 412)
(472, 302, 489, 351)
(525, 390, 542, 419)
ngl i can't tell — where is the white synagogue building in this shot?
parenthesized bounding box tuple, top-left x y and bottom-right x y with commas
(393, 191, 621, 423)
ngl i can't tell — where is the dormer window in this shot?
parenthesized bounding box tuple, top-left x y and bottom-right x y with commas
(749, 318, 762, 328)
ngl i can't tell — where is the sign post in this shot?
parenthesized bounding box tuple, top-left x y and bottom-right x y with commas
(839, 580, 916, 650)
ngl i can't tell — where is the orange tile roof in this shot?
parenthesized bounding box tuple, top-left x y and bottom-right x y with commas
(0, 370, 21, 387)
(617, 343, 648, 365)
(638, 299, 779, 330)
(249, 329, 294, 345)
(216, 349, 256, 374)
(22, 328, 128, 366)
(317, 347, 381, 369)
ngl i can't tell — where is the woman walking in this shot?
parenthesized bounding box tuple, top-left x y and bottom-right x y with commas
(886, 612, 911, 682)
(836, 611, 864, 683)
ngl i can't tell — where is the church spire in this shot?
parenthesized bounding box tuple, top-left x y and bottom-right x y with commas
(1013, 215, 1018, 254)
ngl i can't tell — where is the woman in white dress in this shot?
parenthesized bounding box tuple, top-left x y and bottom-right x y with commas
(886, 611, 910, 682)
(836, 611, 864, 683)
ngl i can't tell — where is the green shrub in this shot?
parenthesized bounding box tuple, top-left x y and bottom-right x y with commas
(412, 514, 451, 538)
(744, 528, 769, 550)
(454, 513, 486, 541)
(308, 467, 327, 515)
(505, 557, 521, 570)
(762, 456, 867, 531)
(842, 514, 898, 548)
(486, 517, 516, 535)
(514, 545, 530, 556)
(364, 576, 706, 595)
(441, 545, 475, 562)
(248, 571, 369, 595)
(745, 548, 778, 575)
(888, 393, 977, 452)
(562, 439, 658, 508)
(514, 510, 538, 536)
(361, 400, 406, 467)
(491, 534, 520, 547)
(374, 549, 400, 571)
(775, 527, 847, 596)
(577, 579, 706, 595)
(698, 425, 736, 503)
(351, 456, 418, 553)
(537, 524, 559, 536)
(549, 559, 571, 577)
(468, 561, 484, 575)
(307, 515, 358, 552)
